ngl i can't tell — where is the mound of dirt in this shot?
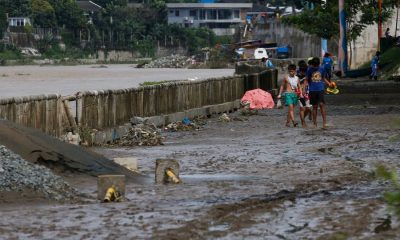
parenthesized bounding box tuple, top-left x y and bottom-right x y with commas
(0, 120, 146, 183)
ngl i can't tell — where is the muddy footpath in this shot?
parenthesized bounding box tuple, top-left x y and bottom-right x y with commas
(0, 100, 399, 239)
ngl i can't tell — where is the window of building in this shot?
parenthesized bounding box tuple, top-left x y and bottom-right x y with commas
(189, 10, 198, 20)
(234, 10, 240, 19)
(175, 10, 180, 16)
(199, 9, 206, 20)
(206, 9, 217, 20)
(10, 18, 26, 26)
(217, 9, 232, 20)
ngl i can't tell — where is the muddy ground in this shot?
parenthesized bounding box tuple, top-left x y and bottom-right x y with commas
(0, 102, 399, 239)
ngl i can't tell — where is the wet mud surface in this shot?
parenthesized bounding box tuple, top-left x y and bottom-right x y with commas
(1, 105, 400, 239)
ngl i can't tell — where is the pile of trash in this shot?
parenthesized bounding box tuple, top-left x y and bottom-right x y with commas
(115, 124, 163, 146)
(143, 55, 191, 68)
(165, 116, 207, 131)
(0, 145, 80, 202)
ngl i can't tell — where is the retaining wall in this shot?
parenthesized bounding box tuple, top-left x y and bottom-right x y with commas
(0, 94, 67, 136)
(0, 69, 278, 138)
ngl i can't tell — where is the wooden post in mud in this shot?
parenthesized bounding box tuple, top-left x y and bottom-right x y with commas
(63, 100, 77, 132)
(97, 175, 126, 201)
(155, 159, 181, 184)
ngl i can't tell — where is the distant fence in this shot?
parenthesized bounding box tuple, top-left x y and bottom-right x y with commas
(0, 69, 277, 137)
(0, 94, 67, 136)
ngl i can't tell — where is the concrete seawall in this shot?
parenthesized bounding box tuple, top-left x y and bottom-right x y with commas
(0, 69, 278, 145)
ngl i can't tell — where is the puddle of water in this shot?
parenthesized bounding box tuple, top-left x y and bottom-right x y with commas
(180, 174, 260, 182)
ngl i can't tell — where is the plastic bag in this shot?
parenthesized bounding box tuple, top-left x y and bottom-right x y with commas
(276, 99, 282, 109)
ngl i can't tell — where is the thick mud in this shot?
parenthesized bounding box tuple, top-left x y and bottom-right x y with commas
(1, 104, 400, 239)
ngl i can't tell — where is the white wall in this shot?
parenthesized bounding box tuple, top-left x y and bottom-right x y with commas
(351, 11, 398, 68)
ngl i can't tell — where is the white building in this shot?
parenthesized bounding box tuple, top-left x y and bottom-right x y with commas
(166, 3, 253, 36)
(8, 17, 31, 27)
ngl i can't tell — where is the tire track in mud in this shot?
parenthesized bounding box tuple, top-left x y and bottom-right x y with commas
(152, 167, 372, 239)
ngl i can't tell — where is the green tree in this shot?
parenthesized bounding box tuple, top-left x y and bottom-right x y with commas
(47, 0, 86, 30)
(31, 0, 56, 27)
(0, 0, 31, 17)
(283, 0, 398, 41)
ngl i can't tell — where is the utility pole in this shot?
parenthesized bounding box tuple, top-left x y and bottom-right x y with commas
(395, 0, 399, 38)
(378, 0, 382, 50)
(321, 0, 328, 57)
(338, 0, 348, 76)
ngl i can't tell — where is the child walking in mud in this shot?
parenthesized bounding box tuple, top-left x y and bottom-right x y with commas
(277, 64, 302, 127)
(297, 60, 312, 128)
(305, 57, 333, 129)
(370, 51, 380, 80)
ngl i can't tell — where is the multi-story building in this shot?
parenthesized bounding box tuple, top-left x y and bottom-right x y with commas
(166, 1, 253, 36)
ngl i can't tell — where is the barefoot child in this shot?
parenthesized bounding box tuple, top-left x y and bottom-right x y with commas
(277, 64, 302, 127)
(297, 60, 311, 128)
(305, 57, 333, 128)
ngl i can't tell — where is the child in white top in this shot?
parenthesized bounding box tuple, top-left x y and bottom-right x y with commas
(277, 64, 303, 127)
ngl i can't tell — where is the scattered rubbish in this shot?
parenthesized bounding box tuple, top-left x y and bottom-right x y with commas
(374, 215, 392, 233)
(143, 54, 192, 68)
(219, 113, 231, 122)
(231, 116, 247, 121)
(62, 132, 81, 145)
(240, 101, 258, 115)
(165, 116, 207, 132)
(182, 117, 191, 125)
(276, 99, 283, 109)
(114, 124, 163, 146)
(20, 47, 41, 57)
(286, 223, 309, 233)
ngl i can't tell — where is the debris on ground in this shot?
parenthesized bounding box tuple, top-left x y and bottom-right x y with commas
(165, 116, 207, 132)
(219, 113, 231, 122)
(0, 145, 80, 202)
(240, 101, 259, 115)
(143, 55, 192, 68)
(218, 113, 248, 122)
(115, 124, 163, 146)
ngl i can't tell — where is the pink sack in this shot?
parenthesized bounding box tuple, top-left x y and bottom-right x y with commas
(240, 88, 275, 110)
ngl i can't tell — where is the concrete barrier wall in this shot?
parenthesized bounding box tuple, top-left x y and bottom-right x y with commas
(0, 94, 67, 136)
(0, 70, 277, 136)
(77, 75, 251, 129)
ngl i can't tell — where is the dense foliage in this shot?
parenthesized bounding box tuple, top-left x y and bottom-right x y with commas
(0, 0, 220, 56)
(282, 0, 398, 41)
